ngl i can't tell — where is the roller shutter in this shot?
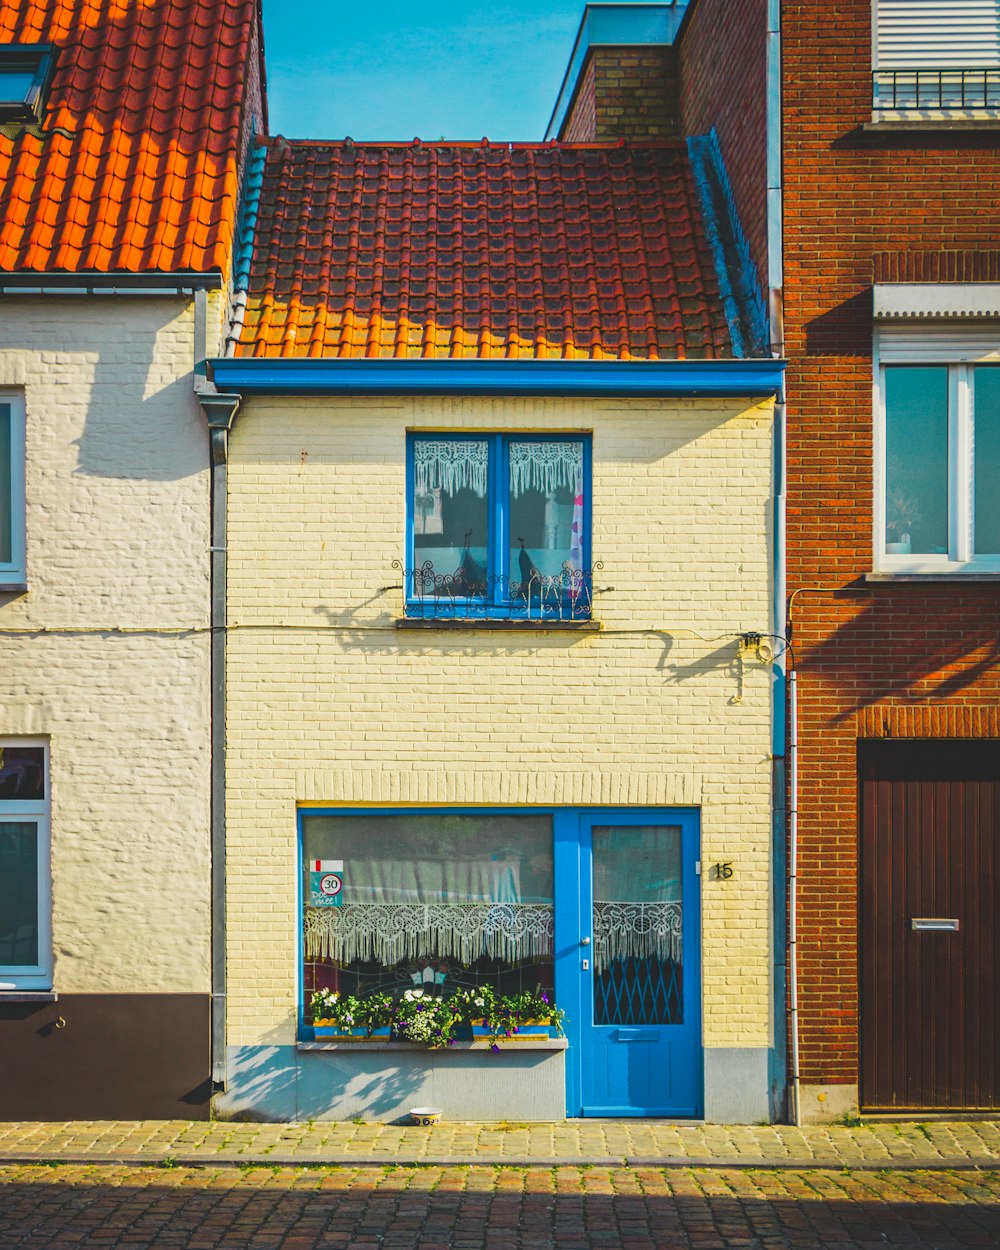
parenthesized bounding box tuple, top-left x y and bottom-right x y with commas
(876, 0, 1000, 67)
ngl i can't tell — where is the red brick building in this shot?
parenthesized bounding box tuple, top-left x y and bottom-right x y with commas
(552, 0, 1000, 1120)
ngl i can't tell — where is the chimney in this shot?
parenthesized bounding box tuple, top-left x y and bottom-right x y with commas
(546, 3, 689, 141)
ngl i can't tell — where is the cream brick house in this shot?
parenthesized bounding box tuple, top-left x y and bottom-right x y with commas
(209, 139, 785, 1122)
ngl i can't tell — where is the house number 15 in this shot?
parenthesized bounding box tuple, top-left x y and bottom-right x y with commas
(713, 862, 734, 880)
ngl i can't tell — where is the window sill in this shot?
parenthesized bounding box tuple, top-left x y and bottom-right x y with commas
(395, 618, 601, 632)
(298, 1037, 568, 1052)
(397, 617, 602, 635)
(0, 581, 28, 595)
(866, 572, 1000, 583)
(866, 114, 1000, 131)
(0, 991, 58, 1002)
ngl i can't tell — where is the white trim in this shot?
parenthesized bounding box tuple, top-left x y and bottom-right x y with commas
(874, 326, 1000, 572)
(0, 391, 26, 584)
(955, 366, 973, 562)
(874, 283, 1000, 320)
(0, 737, 51, 989)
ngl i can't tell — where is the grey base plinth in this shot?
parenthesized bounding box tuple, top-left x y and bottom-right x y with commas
(703, 1048, 771, 1124)
(214, 1042, 567, 1123)
(798, 1083, 859, 1124)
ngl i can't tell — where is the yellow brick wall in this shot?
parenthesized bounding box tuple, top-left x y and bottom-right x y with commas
(226, 394, 775, 1048)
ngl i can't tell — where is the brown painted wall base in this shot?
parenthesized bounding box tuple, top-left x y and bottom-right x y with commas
(0, 994, 211, 1120)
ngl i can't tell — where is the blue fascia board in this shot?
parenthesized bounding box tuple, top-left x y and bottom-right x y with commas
(209, 357, 785, 398)
(546, 3, 684, 140)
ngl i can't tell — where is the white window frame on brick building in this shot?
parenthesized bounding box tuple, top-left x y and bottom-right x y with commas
(0, 739, 52, 992)
(873, 308, 1000, 574)
(0, 392, 26, 591)
(872, 0, 1000, 120)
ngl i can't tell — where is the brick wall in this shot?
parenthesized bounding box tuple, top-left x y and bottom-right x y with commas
(561, 47, 679, 141)
(224, 394, 776, 1051)
(782, 0, 1000, 1095)
(679, 0, 768, 289)
(0, 295, 216, 993)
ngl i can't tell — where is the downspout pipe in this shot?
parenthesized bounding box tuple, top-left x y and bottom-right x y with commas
(205, 405, 238, 1089)
(788, 667, 801, 1126)
(194, 289, 242, 1091)
(765, 0, 791, 1123)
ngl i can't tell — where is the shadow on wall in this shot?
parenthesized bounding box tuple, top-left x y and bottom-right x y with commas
(3, 1172, 998, 1247)
(803, 290, 873, 357)
(3, 299, 208, 482)
(217, 1045, 426, 1124)
(800, 590, 1000, 721)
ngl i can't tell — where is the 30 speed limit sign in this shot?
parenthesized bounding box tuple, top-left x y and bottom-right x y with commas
(318, 872, 342, 898)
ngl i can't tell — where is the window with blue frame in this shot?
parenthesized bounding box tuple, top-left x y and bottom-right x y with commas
(0, 46, 55, 124)
(301, 811, 555, 1026)
(405, 433, 592, 619)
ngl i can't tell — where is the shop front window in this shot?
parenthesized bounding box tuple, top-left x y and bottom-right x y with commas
(301, 812, 554, 1022)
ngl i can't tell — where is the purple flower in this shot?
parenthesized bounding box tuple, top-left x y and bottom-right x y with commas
(491, 1043, 501, 1054)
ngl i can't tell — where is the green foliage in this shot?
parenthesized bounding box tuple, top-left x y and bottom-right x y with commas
(392, 989, 459, 1047)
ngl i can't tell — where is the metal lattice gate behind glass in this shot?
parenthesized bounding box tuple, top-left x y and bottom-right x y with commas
(594, 955, 683, 1026)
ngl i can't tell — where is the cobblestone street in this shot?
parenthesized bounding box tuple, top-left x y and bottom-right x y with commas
(2, 1163, 1000, 1249)
(1, 1119, 999, 1170)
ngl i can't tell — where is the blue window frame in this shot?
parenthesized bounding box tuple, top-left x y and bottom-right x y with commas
(0, 45, 55, 124)
(405, 432, 592, 620)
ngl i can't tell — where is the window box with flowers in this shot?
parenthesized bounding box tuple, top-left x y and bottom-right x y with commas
(310, 989, 394, 1040)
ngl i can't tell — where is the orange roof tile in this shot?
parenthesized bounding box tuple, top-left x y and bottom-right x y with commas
(0, 0, 264, 275)
(237, 140, 733, 360)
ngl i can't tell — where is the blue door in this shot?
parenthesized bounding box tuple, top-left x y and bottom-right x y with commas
(555, 810, 702, 1117)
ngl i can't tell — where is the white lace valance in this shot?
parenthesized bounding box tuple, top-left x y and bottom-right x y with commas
(509, 441, 583, 499)
(304, 902, 554, 966)
(593, 901, 682, 973)
(414, 439, 489, 499)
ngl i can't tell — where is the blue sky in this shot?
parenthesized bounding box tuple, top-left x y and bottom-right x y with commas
(261, 1, 587, 142)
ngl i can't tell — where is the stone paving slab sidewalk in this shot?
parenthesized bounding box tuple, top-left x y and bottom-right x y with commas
(0, 1119, 998, 1171)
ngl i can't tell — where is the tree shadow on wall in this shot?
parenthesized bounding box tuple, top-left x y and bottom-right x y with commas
(798, 590, 1000, 723)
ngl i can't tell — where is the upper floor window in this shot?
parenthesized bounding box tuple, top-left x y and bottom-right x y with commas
(405, 433, 592, 620)
(873, 1, 1000, 115)
(875, 326, 1000, 572)
(0, 741, 51, 992)
(0, 46, 54, 124)
(0, 394, 26, 590)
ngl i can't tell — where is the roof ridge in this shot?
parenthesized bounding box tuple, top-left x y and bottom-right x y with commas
(260, 137, 689, 152)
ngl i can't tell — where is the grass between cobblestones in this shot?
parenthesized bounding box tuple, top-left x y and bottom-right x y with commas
(1, 1164, 998, 1248)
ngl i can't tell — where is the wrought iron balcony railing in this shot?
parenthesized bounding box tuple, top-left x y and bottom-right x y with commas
(873, 67, 1000, 112)
(394, 559, 599, 622)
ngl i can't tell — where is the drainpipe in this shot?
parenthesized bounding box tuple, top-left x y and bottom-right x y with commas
(765, 0, 791, 1123)
(193, 289, 242, 1090)
(788, 666, 801, 1125)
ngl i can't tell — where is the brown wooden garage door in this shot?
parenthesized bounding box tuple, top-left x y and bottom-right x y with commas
(860, 741, 1000, 1112)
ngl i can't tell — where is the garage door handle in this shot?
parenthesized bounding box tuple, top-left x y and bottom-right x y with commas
(911, 917, 960, 931)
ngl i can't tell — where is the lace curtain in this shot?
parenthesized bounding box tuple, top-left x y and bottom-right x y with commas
(508, 441, 584, 499)
(593, 902, 683, 973)
(304, 901, 680, 970)
(414, 439, 489, 499)
(413, 439, 584, 503)
(304, 902, 554, 965)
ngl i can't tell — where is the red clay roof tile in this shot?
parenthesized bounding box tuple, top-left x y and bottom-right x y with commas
(0, 0, 263, 274)
(237, 140, 732, 360)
